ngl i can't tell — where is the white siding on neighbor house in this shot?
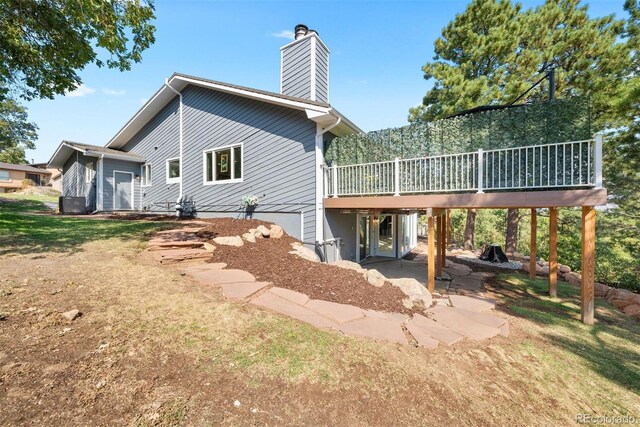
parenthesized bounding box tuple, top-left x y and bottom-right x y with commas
(121, 84, 318, 243)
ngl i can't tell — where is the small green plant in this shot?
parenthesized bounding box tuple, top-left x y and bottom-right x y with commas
(242, 194, 259, 207)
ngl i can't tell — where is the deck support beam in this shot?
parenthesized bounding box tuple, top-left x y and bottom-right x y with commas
(428, 215, 435, 293)
(549, 207, 558, 297)
(581, 206, 596, 325)
(530, 208, 537, 279)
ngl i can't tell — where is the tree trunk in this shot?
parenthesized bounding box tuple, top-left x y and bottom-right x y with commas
(463, 209, 476, 250)
(505, 208, 519, 253)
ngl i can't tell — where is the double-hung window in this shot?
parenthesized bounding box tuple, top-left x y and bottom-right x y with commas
(141, 164, 152, 186)
(166, 158, 180, 184)
(203, 144, 242, 184)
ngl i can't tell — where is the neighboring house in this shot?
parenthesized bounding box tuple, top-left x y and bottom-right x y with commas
(48, 24, 420, 261)
(29, 162, 62, 191)
(0, 162, 52, 193)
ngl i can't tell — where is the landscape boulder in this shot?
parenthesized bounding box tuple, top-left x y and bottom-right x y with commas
(623, 304, 640, 317)
(389, 278, 432, 308)
(594, 283, 610, 297)
(363, 269, 386, 287)
(558, 264, 572, 274)
(333, 260, 363, 272)
(269, 225, 284, 239)
(242, 232, 256, 243)
(289, 243, 320, 263)
(564, 272, 582, 286)
(62, 309, 81, 322)
(256, 225, 271, 238)
(213, 236, 244, 247)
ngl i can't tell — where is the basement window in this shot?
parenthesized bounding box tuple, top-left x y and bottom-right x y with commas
(141, 164, 152, 187)
(203, 144, 242, 184)
(166, 158, 180, 184)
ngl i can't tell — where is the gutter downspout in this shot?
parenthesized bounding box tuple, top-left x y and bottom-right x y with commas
(315, 114, 341, 262)
(164, 79, 184, 210)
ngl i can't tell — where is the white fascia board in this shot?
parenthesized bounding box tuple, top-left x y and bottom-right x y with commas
(172, 75, 329, 113)
(85, 151, 145, 163)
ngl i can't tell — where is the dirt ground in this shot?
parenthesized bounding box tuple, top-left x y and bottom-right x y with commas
(1, 219, 639, 425)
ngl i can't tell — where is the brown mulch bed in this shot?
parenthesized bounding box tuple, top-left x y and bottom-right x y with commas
(199, 220, 416, 315)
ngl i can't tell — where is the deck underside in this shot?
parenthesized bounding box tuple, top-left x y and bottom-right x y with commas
(324, 188, 607, 210)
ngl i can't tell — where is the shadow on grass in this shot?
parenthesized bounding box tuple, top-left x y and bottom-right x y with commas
(0, 212, 174, 255)
(491, 273, 640, 395)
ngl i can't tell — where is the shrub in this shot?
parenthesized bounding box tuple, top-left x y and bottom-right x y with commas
(20, 178, 35, 189)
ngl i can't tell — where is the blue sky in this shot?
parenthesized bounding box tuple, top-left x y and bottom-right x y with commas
(24, 0, 626, 163)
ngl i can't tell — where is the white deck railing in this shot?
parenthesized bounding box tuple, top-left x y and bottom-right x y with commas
(325, 137, 603, 197)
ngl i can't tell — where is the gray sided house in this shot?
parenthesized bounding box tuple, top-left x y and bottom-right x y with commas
(48, 24, 418, 262)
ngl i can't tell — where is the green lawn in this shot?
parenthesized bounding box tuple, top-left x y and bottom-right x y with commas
(496, 273, 640, 396)
(0, 194, 172, 254)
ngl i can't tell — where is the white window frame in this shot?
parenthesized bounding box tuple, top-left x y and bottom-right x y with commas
(0, 170, 9, 181)
(202, 143, 243, 185)
(141, 163, 152, 187)
(85, 161, 95, 183)
(166, 158, 181, 184)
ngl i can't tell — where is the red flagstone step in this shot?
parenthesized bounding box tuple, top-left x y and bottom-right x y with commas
(426, 306, 503, 341)
(269, 287, 309, 306)
(251, 291, 339, 330)
(156, 227, 203, 234)
(363, 309, 410, 323)
(154, 248, 212, 264)
(148, 241, 205, 251)
(220, 281, 270, 300)
(185, 269, 256, 286)
(406, 314, 464, 346)
(180, 263, 227, 273)
(448, 276, 483, 290)
(449, 295, 496, 312)
(339, 317, 407, 345)
(304, 299, 365, 324)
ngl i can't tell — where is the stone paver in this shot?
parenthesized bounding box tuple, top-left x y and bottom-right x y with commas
(305, 299, 365, 324)
(363, 309, 409, 323)
(405, 320, 440, 349)
(339, 317, 407, 345)
(449, 275, 483, 291)
(269, 287, 309, 306)
(185, 269, 256, 286)
(451, 307, 506, 328)
(148, 241, 205, 251)
(499, 322, 510, 337)
(427, 306, 502, 341)
(251, 291, 339, 329)
(221, 281, 270, 300)
(449, 295, 496, 312)
(154, 248, 212, 264)
(181, 263, 227, 274)
(407, 314, 463, 346)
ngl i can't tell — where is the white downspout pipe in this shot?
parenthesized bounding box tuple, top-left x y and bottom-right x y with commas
(164, 79, 184, 208)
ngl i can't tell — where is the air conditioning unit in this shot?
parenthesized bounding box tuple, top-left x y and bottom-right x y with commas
(59, 196, 86, 214)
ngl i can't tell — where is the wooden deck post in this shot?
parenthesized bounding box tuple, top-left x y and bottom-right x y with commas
(581, 206, 596, 325)
(446, 210, 452, 244)
(436, 215, 442, 277)
(549, 207, 558, 297)
(428, 215, 435, 292)
(530, 208, 537, 279)
(441, 213, 447, 269)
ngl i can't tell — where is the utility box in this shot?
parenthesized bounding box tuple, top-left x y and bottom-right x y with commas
(59, 196, 86, 214)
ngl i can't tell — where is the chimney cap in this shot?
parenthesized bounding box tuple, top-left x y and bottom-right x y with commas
(294, 24, 308, 40)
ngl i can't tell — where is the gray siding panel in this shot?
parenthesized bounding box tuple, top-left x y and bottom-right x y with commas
(120, 85, 318, 242)
(315, 43, 329, 103)
(324, 209, 356, 262)
(61, 152, 97, 211)
(281, 38, 312, 100)
(102, 158, 142, 211)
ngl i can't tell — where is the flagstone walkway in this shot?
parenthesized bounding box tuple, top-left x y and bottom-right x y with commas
(148, 227, 509, 348)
